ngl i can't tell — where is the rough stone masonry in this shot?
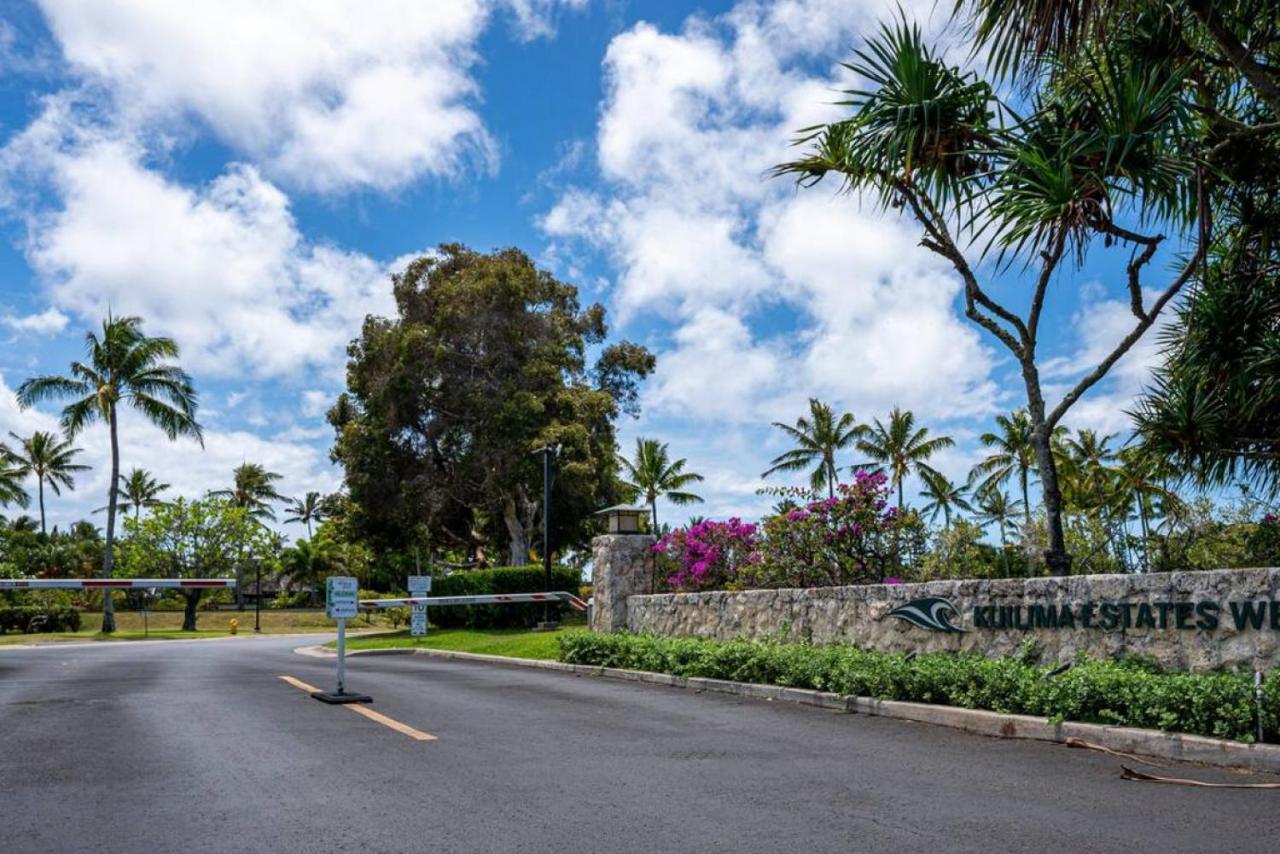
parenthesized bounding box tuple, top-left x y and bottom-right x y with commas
(591, 535, 1280, 672)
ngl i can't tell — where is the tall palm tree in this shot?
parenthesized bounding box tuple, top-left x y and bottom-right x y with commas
(0, 443, 30, 512)
(278, 537, 345, 606)
(970, 409, 1036, 523)
(762, 398, 864, 498)
(617, 438, 705, 531)
(1057, 429, 1116, 515)
(211, 463, 285, 522)
(7, 431, 89, 536)
(855, 407, 956, 510)
(918, 470, 972, 529)
(284, 491, 325, 539)
(95, 468, 169, 519)
(974, 486, 1023, 575)
(17, 314, 201, 633)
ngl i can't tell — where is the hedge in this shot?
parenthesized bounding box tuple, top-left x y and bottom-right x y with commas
(0, 606, 82, 634)
(557, 632, 1280, 744)
(429, 565, 581, 628)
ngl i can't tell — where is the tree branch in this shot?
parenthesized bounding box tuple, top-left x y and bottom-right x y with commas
(1027, 228, 1068, 342)
(1098, 222, 1164, 320)
(1186, 0, 1280, 118)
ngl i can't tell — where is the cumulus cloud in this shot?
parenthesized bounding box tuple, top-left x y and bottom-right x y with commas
(31, 0, 583, 193)
(2, 307, 68, 334)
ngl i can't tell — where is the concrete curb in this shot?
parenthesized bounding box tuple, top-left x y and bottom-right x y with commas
(292, 644, 1280, 774)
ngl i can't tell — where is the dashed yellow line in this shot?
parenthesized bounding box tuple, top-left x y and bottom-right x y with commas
(278, 675, 437, 741)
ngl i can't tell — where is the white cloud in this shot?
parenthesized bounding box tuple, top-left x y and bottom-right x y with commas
(300, 390, 331, 418)
(30, 0, 589, 193)
(2, 307, 68, 334)
(5, 116, 398, 379)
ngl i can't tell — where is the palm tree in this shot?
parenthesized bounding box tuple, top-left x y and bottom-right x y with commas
(278, 538, 345, 606)
(918, 470, 972, 529)
(95, 468, 169, 519)
(617, 438, 705, 531)
(762, 398, 864, 498)
(0, 444, 30, 512)
(211, 463, 285, 522)
(7, 431, 90, 536)
(970, 409, 1036, 523)
(855, 407, 956, 510)
(17, 314, 201, 633)
(1057, 429, 1117, 515)
(974, 487, 1023, 575)
(284, 491, 325, 539)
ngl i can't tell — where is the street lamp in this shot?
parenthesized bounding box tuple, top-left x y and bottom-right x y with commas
(254, 558, 261, 633)
(535, 444, 562, 629)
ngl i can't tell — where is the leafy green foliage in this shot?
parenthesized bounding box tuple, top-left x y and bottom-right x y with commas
(617, 437, 704, 530)
(429, 564, 581, 628)
(762, 398, 864, 498)
(558, 633, 1279, 742)
(0, 606, 81, 634)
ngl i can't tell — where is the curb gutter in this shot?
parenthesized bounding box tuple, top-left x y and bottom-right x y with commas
(292, 644, 1280, 774)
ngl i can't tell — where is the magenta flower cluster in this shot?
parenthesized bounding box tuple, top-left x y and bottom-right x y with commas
(653, 518, 759, 591)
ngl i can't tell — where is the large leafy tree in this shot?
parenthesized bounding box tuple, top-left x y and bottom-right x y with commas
(618, 438, 705, 532)
(17, 315, 201, 632)
(778, 13, 1213, 573)
(855, 407, 955, 511)
(5, 431, 86, 535)
(119, 498, 270, 631)
(211, 463, 286, 522)
(330, 245, 654, 566)
(762, 398, 863, 498)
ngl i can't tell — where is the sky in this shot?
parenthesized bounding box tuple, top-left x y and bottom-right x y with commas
(0, 0, 1180, 535)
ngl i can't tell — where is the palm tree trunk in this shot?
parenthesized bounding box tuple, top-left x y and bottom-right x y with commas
(306, 519, 313, 539)
(1020, 466, 1031, 524)
(650, 498, 658, 534)
(37, 477, 46, 537)
(101, 408, 120, 634)
(896, 477, 904, 511)
(826, 457, 835, 499)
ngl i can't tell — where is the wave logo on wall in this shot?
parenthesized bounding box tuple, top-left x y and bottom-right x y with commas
(888, 597, 965, 633)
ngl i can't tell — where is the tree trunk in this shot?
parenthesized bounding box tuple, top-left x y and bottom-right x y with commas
(37, 477, 46, 537)
(1019, 466, 1031, 524)
(826, 456, 835, 499)
(182, 590, 202, 631)
(502, 496, 530, 567)
(102, 409, 120, 634)
(1021, 362, 1071, 575)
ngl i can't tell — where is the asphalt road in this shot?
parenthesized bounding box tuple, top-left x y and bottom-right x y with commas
(1, 635, 1276, 854)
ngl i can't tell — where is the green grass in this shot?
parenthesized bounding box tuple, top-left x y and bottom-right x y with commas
(0, 609, 397, 645)
(337, 626, 566, 660)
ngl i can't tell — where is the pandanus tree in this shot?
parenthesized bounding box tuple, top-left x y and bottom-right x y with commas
(855, 407, 954, 511)
(284, 491, 326, 539)
(618, 438, 705, 533)
(762, 398, 863, 498)
(17, 315, 201, 633)
(6, 431, 89, 536)
(777, 15, 1209, 573)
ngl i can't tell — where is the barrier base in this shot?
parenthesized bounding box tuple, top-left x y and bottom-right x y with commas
(311, 691, 373, 704)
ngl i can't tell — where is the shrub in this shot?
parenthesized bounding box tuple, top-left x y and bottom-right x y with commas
(556, 632, 1280, 743)
(429, 565, 581, 628)
(653, 519, 758, 591)
(268, 590, 313, 609)
(0, 606, 82, 634)
(384, 607, 410, 629)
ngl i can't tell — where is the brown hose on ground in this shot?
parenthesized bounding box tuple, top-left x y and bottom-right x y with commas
(1064, 736, 1280, 788)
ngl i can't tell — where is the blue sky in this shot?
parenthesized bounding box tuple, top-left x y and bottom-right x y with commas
(0, 0, 1181, 533)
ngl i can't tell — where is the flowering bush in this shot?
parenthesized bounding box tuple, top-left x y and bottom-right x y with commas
(654, 518, 758, 591)
(654, 472, 920, 592)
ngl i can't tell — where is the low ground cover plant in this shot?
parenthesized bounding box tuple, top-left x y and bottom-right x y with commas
(557, 632, 1280, 743)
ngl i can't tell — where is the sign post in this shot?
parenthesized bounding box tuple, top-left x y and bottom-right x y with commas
(407, 575, 431, 637)
(312, 576, 371, 704)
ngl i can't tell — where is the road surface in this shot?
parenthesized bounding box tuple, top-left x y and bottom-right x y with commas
(0, 635, 1275, 853)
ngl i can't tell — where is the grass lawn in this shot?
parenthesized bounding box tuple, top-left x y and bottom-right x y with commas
(0, 609, 397, 645)
(336, 625, 575, 660)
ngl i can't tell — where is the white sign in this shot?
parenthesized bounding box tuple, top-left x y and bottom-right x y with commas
(326, 576, 359, 619)
(410, 605, 428, 637)
(407, 575, 432, 594)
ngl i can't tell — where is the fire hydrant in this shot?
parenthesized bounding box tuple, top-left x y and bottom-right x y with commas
(229, 618, 239, 636)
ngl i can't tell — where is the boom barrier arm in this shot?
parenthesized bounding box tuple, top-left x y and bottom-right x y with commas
(359, 591, 588, 612)
(0, 578, 236, 589)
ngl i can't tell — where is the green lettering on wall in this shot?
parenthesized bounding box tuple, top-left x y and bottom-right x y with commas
(1175, 602, 1194, 629)
(1057, 604, 1075, 628)
(1099, 603, 1119, 630)
(1230, 601, 1267, 630)
(1080, 603, 1095, 628)
(1135, 603, 1156, 630)
(1196, 601, 1219, 631)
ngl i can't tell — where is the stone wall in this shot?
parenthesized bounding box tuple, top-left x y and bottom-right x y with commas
(624, 568, 1280, 672)
(590, 533, 656, 633)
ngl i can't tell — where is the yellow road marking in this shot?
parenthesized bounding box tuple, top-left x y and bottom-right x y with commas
(277, 675, 437, 741)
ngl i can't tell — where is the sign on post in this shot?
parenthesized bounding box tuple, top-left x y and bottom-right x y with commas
(408, 576, 431, 637)
(325, 576, 359, 619)
(313, 576, 370, 704)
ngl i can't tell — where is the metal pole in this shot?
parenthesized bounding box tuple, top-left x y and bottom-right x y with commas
(543, 446, 552, 624)
(254, 559, 261, 633)
(336, 617, 346, 696)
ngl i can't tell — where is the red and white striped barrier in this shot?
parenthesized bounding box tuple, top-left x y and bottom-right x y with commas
(360, 591, 588, 612)
(0, 578, 237, 590)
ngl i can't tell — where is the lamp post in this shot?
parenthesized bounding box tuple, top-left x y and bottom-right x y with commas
(254, 558, 261, 633)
